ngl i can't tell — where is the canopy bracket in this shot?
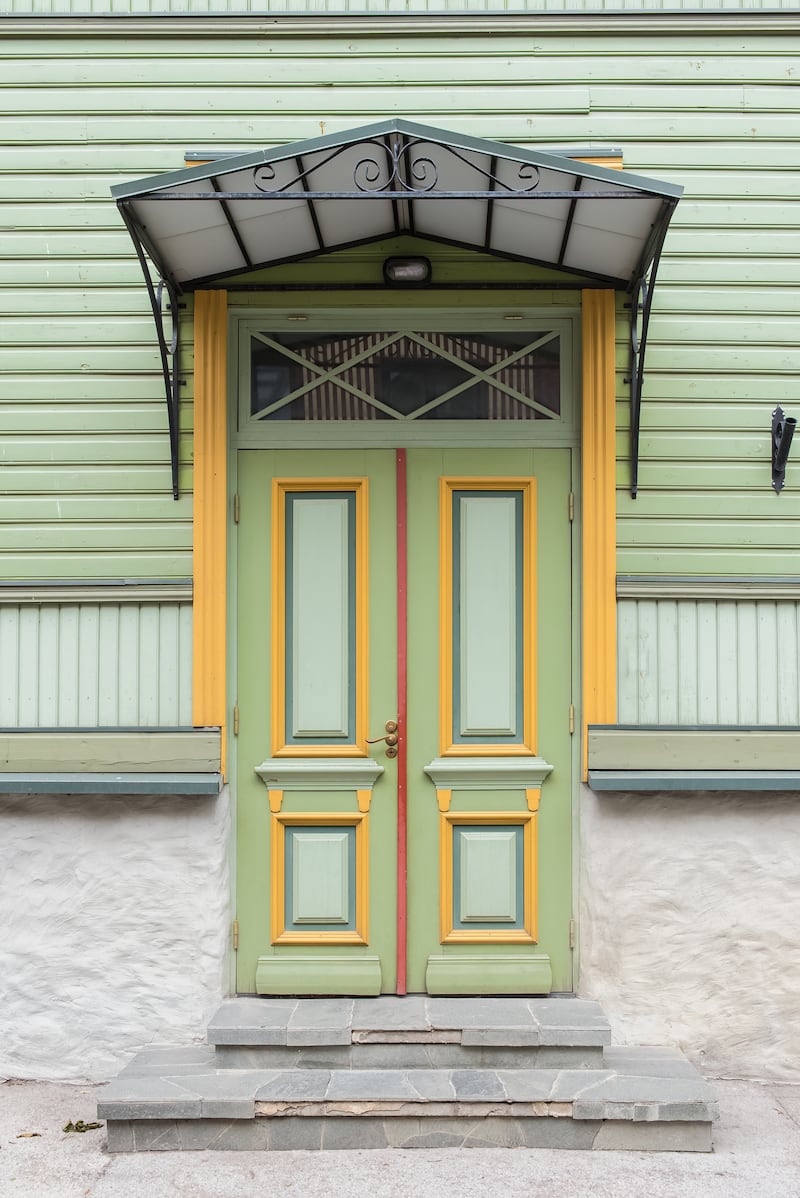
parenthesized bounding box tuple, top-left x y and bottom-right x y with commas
(119, 203, 182, 500)
(628, 207, 675, 499)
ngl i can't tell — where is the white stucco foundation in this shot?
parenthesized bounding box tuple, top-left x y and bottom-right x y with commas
(580, 785, 800, 1081)
(0, 789, 231, 1083)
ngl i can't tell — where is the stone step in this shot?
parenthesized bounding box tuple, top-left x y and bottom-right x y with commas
(207, 996, 611, 1070)
(99, 1045, 717, 1154)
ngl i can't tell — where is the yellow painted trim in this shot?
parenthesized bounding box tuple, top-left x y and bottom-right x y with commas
(192, 290, 228, 772)
(436, 787, 452, 814)
(581, 290, 617, 780)
(356, 788, 371, 814)
(270, 812, 369, 946)
(440, 811, 536, 944)
(575, 155, 624, 170)
(439, 477, 536, 757)
(271, 478, 369, 758)
(268, 788, 283, 814)
(525, 787, 541, 813)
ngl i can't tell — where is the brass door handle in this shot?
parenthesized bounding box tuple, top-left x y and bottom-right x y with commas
(367, 720, 399, 757)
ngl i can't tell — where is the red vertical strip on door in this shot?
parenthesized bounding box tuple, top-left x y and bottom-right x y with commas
(396, 448, 408, 995)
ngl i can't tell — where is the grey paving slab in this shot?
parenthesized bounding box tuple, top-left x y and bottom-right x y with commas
(352, 996, 430, 1031)
(450, 1069, 508, 1101)
(604, 1046, 706, 1079)
(425, 997, 540, 1030)
(163, 1071, 281, 1119)
(117, 1046, 217, 1076)
(520, 1118, 601, 1150)
(593, 1120, 713, 1152)
(254, 1070, 332, 1102)
(207, 998, 297, 1046)
(267, 1116, 324, 1151)
(529, 998, 608, 1025)
(321, 1117, 392, 1150)
(325, 1070, 431, 1102)
(559, 1071, 718, 1107)
(287, 998, 355, 1046)
(131, 1120, 183, 1151)
(216, 1044, 354, 1069)
(460, 1026, 542, 1047)
(496, 1069, 561, 1102)
(97, 1076, 203, 1121)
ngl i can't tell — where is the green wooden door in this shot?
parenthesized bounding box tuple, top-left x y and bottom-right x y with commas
(235, 446, 574, 996)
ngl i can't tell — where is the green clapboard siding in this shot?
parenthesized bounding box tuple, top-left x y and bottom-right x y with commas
(1, 18, 799, 577)
(1, 1, 796, 13)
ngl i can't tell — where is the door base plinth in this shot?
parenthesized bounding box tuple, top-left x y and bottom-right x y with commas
(256, 955, 382, 997)
(425, 954, 552, 996)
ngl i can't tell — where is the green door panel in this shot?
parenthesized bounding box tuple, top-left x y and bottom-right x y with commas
(235, 446, 573, 994)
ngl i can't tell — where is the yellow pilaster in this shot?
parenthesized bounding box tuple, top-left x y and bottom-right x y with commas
(192, 290, 228, 771)
(581, 289, 617, 779)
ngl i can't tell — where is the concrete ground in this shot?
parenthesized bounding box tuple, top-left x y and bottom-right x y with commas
(1, 1076, 799, 1198)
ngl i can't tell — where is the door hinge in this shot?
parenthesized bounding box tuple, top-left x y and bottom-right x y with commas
(569, 703, 575, 735)
(233, 703, 240, 736)
(233, 493, 240, 524)
(232, 919, 239, 951)
(568, 491, 575, 522)
(569, 918, 576, 949)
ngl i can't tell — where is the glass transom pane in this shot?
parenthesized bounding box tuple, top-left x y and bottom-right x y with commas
(250, 330, 561, 422)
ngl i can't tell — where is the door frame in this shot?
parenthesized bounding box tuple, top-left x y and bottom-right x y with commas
(191, 290, 617, 992)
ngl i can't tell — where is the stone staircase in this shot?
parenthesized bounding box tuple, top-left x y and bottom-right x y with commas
(98, 996, 717, 1153)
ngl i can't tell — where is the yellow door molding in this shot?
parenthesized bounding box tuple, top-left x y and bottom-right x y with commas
(581, 289, 617, 778)
(192, 290, 228, 769)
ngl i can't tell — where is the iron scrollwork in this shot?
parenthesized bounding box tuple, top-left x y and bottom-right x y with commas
(252, 137, 542, 197)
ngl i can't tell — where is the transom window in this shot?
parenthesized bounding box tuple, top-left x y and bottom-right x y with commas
(249, 330, 561, 422)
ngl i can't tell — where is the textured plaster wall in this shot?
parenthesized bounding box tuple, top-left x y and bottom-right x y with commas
(0, 790, 231, 1083)
(580, 785, 800, 1081)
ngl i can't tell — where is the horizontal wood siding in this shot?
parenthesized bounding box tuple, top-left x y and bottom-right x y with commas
(2, 2, 796, 13)
(618, 597, 800, 725)
(0, 602, 193, 726)
(0, 22, 797, 578)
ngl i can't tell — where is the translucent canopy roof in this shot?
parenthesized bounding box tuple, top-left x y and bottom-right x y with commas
(112, 119, 682, 293)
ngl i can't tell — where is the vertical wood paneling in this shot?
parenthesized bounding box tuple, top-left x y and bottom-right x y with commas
(0, 603, 192, 727)
(618, 597, 800, 726)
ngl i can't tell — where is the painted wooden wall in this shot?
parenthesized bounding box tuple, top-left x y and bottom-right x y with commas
(1, 2, 795, 14)
(0, 597, 193, 726)
(2, 13, 799, 726)
(2, 15, 798, 583)
(618, 595, 800, 726)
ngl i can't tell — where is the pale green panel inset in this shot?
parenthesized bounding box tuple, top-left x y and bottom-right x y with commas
(0, 601, 193, 727)
(256, 956, 381, 998)
(0, 610, 20, 725)
(426, 955, 552, 997)
(617, 597, 800, 727)
(459, 495, 517, 737)
(459, 829, 517, 923)
(291, 830, 350, 925)
(290, 496, 350, 739)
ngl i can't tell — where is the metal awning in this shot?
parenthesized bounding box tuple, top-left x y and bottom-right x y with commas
(111, 119, 682, 498)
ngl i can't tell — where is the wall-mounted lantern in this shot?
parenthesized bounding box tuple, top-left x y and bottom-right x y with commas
(772, 407, 797, 493)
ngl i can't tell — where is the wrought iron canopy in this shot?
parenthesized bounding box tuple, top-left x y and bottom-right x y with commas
(111, 119, 683, 498)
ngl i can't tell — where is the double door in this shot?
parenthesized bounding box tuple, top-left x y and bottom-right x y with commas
(235, 447, 573, 995)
